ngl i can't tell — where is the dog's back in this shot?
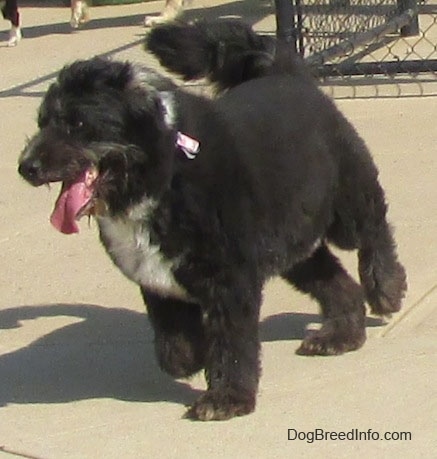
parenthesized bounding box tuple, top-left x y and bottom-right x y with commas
(147, 19, 406, 317)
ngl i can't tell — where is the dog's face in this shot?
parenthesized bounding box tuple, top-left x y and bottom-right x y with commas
(18, 58, 176, 233)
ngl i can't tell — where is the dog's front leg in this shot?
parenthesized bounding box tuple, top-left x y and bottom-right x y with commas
(185, 280, 262, 421)
(141, 288, 206, 379)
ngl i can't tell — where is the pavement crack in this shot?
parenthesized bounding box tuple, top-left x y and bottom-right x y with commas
(0, 445, 46, 459)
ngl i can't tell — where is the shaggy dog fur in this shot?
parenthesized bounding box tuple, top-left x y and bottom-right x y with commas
(18, 20, 406, 421)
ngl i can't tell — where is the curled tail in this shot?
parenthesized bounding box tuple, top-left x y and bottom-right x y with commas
(145, 20, 278, 91)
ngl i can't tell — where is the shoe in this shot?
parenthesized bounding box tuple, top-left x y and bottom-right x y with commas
(8, 26, 22, 46)
(70, 1, 90, 29)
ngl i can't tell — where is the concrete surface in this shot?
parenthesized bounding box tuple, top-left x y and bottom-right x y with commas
(0, 2, 436, 458)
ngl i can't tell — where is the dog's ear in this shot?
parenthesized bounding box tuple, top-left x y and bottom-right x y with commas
(124, 87, 175, 160)
(58, 58, 133, 93)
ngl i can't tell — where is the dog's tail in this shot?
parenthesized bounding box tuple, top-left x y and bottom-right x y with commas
(146, 20, 287, 91)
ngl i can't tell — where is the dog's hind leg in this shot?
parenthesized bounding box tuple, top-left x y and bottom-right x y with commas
(283, 245, 366, 356)
(141, 289, 206, 378)
(326, 126, 407, 316)
(327, 177, 407, 317)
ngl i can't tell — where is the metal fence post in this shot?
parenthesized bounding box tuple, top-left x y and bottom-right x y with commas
(397, 0, 419, 36)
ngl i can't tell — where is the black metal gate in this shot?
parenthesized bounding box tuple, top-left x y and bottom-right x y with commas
(275, 0, 437, 97)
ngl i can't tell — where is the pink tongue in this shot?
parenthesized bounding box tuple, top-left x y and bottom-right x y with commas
(50, 171, 95, 234)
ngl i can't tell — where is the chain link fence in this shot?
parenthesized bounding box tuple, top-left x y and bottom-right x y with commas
(275, 0, 437, 97)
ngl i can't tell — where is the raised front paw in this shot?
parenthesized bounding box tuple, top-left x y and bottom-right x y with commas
(184, 390, 256, 421)
(155, 332, 205, 379)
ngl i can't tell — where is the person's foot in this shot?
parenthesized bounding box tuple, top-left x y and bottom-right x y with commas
(8, 26, 22, 46)
(70, 1, 90, 29)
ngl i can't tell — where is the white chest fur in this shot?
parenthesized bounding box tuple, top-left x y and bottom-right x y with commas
(97, 205, 189, 301)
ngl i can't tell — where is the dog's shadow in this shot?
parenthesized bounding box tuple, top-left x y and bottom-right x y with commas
(0, 304, 201, 408)
(0, 303, 383, 408)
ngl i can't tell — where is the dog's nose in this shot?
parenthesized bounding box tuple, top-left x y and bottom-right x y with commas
(18, 158, 42, 182)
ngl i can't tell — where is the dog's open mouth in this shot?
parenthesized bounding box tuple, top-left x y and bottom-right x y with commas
(50, 167, 99, 234)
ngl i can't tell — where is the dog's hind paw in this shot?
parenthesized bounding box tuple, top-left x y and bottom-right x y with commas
(365, 264, 407, 317)
(296, 318, 366, 356)
(184, 390, 255, 421)
(358, 247, 407, 317)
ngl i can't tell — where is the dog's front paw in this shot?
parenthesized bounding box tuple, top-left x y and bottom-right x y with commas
(155, 332, 205, 379)
(184, 390, 255, 421)
(296, 319, 366, 356)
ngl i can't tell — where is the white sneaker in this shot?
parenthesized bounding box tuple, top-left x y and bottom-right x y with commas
(70, 1, 90, 29)
(8, 26, 22, 46)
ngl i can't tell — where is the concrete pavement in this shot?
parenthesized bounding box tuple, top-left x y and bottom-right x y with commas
(1, 2, 436, 457)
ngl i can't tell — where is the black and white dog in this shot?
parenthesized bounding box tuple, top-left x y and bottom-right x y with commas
(18, 20, 406, 421)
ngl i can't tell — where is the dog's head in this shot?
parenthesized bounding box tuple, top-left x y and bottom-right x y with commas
(18, 57, 177, 233)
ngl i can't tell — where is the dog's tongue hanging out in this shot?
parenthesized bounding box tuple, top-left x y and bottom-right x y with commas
(50, 168, 97, 234)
